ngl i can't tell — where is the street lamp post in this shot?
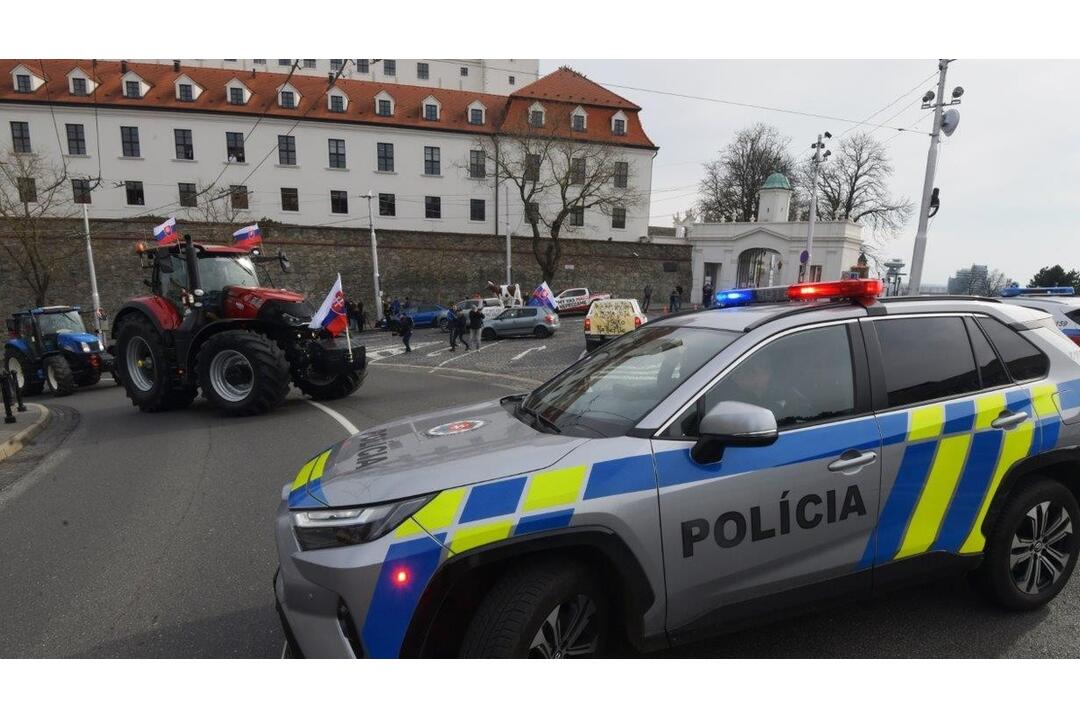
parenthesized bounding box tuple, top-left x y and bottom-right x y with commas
(81, 203, 105, 343)
(360, 192, 383, 324)
(803, 132, 831, 281)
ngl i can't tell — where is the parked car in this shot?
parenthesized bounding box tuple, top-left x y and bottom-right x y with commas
(378, 303, 450, 331)
(482, 306, 560, 339)
(1000, 287, 1080, 345)
(554, 287, 612, 315)
(584, 298, 647, 351)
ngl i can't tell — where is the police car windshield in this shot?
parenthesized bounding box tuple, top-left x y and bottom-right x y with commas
(198, 255, 259, 292)
(522, 325, 738, 437)
(35, 310, 85, 335)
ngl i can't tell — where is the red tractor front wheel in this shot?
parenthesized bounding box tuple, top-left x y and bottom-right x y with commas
(196, 330, 290, 416)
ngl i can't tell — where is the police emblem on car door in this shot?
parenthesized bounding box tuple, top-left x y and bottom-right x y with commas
(650, 322, 883, 634)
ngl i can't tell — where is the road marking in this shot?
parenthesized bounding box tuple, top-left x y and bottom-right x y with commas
(383, 363, 538, 390)
(431, 341, 502, 371)
(511, 345, 545, 362)
(304, 399, 360, 436)
(368, 340, 440, 363)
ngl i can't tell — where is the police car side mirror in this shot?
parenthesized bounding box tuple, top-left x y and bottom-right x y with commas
(692, 401, 778, 465)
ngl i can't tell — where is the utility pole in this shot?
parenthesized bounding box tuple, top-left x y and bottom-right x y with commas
(361, 192, 383, 323)
(504, 184, 512, 286)
(908, 59, 963, 295)
(802, 132, 831, 282)
(82, 203, 105, 342)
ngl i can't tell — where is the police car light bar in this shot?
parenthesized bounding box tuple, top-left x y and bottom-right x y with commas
(1000, 286, 1076, 297)
(787, 278, 884, 302)
(713, 279, 884, 308)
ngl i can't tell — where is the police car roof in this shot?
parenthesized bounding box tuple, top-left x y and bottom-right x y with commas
(651, 296, 1047, 333)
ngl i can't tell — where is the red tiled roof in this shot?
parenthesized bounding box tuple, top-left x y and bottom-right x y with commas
(511, 66, 640, 110)
(0, 59, 657, 150)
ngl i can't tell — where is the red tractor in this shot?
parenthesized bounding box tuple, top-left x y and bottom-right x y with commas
(112, 235, 365, 416)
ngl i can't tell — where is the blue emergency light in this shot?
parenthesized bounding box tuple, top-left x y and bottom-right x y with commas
(1000, 286, 1075, 297)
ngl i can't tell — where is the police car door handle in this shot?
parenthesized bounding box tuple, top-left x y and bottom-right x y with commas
(991, 410, 1029, 430)
(827, 450, 877, 473)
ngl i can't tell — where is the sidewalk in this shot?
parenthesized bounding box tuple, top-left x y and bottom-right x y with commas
(0, 403, 50, 462)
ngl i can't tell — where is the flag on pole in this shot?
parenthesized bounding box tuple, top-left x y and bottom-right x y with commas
(527, 281, 558, 312)
(152, 217, 179, 245)
(309, 274, 348, 336)
(232, 223, 263, 251)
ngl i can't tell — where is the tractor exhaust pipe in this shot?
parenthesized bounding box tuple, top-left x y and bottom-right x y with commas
(183, 233, 202, 306)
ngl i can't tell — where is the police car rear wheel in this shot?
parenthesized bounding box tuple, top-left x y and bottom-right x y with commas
(981, 477, 1079, 611)
(460, 559, 608, 658)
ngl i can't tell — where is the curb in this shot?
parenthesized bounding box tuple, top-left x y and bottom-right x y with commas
(0, 403, 51, 462)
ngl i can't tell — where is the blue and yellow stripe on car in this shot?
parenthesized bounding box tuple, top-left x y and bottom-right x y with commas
(286, 448, 333, 508)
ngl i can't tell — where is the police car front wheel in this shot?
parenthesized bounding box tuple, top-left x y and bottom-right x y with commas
(459, 559, 608, 658)
(980, 477, 1079, 611)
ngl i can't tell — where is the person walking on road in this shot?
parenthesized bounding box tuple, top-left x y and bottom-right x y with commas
(702, 281, 713, 309)
(642, 284, 653, 312)
(356, 299, 366, 332)
(447, 307, 461, 350)
(399, 313, 414, 353)
(455, 308, 471, 351)
(668, 287, 678, 313)
(468, 305, 484, 349)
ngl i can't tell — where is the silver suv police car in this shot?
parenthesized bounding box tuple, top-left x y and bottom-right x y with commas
(275, 279, 1080, 658)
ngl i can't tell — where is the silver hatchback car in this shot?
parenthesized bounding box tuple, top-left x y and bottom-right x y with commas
(275, 279, 1080, 658)
(481, 306, 560, 339)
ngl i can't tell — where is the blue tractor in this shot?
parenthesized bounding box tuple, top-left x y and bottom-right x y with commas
(3, 306, 114, 397)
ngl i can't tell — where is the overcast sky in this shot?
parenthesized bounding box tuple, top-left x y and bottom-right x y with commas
(544, 60, 1079, 286)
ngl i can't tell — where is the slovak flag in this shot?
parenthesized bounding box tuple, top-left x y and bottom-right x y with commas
(528, 281, 558, 312)
(232, 223, 263, 251)
(153, 217, 179, 245)
(308, 274, 348, 336)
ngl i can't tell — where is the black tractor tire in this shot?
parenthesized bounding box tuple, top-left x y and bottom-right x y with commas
(977, 476, 1080, 611)
(76, 368, 102, 387)
(196, 330, 290, 416)
(460, 558, 609, 658)
(481, 327, 497, 341)
(3, 347, 43, 396)
(292, 369, 365, 401)
(116, 315, 191, 413)
(44, 355, 77, 397)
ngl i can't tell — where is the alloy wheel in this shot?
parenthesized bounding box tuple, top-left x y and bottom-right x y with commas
(528, 594, 599, 658)
(1011, 500, 1074, 595)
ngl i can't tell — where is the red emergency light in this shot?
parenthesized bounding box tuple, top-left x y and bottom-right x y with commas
(786, 278, 884, 303)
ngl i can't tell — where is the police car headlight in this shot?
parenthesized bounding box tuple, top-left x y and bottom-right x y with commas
(292, 495, 434, 551)
(80, 342, 92, 353)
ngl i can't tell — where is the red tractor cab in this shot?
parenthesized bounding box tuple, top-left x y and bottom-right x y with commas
(112, 235, 365, 416)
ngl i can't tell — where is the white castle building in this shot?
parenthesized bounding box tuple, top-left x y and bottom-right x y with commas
(0, 59, 655, 241)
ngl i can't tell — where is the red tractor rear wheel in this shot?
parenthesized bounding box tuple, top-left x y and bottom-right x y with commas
(116, 315, 195, 412)
(196, 330, 290, 416)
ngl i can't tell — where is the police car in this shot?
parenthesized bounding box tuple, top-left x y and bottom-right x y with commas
(275, 279, 1080, 658)
(999, 287, 1080, 345)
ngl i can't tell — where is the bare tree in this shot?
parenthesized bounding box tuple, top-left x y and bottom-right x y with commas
(807, 132, 912, 236)
(478, 118, 645, 284)
(983, 269, 1012, 297)
(0, 150, 81, 306)
(179, 180, 253, 226)
(697, 124, 798, 222)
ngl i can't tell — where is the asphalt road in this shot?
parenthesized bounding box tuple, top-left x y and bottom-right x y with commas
(1, 324, 1079, 658)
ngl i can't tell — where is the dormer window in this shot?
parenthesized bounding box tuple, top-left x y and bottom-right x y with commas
(374, 91, 395, 117)
(571, 107, 587, 132)
(612, 111, 628, 136)
(67, 68, 96, 96)
(280, 90, 295, 108)
(330, 94, 345, 112)
(229, 87, 245, 105)
(125, 80, 141, 98)
(528, 102, 546, 128)
(11, 65, 44, 93)
(421, 96, 441, 121)
(178, 83, 193, 102)
(15, 74, 31, 93)
(467, 100, 487, 125)
(72, 78, 87, 96)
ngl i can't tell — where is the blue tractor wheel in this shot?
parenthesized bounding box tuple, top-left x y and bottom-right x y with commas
(3, 347, 44, 396)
